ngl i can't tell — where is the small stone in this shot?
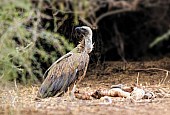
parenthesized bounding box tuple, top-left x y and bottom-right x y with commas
(100, 96, 112, 104)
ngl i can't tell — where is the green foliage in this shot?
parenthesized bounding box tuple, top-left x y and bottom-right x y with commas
(0, 0, 74, 83)
(150, 29, 170, 48)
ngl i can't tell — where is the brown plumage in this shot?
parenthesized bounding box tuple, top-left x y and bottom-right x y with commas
(37, 26, 93, 98)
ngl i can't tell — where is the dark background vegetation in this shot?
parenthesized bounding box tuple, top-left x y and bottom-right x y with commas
(0, 0, 170, 83)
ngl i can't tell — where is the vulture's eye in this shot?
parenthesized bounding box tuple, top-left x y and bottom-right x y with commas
(81, 28, 88, 34)
(82, 28, 86, 31)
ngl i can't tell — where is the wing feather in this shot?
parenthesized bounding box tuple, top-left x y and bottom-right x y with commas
(42, 52, 73, 79)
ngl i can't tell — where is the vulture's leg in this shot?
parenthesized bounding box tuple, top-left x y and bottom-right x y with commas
(69, 83, 76, 100)
(69, 59, 89, 100)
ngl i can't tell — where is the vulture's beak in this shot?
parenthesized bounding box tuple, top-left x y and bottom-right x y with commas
(75, 27, 81, 32)
(75, 27, 81, 30)
(75, 27, 86, 35)
(75, 27, 83, 36)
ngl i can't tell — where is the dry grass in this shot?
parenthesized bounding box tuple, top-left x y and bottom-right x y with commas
(0, 57, 170, 115)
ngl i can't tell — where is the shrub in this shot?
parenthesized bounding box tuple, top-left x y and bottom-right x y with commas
(0, 0, 74, 84)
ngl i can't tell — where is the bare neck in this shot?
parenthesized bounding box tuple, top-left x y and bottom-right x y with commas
(84, 35, 93, 53)
(73, 35, 93, 53)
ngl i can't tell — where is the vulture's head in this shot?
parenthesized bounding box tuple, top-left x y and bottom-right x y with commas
(75, 26, 92, 38)
(75, 26, 93, 53)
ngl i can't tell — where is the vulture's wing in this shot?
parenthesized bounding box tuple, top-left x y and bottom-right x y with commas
(37, 52, 89, 98)
(42, 52, 73, 79)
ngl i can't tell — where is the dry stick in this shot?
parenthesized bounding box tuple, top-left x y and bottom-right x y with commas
(93, 0, 142, 26)
(53, 9, 95, 29)
(137, 72, 139, 85)
(79, 17, 95, 29)
(94, 8, 132, 26)
(156, 88, 170, 104)
(162, 71, 169, 84)
(14, 79, 18, 91)
(132, 68, 170, 73)
(131, 67, 170, 84)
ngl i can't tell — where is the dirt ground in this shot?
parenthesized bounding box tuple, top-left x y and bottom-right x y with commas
(0, 57, 170, 115)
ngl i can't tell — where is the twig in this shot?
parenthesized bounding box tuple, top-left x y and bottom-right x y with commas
(137, 72, 139, 85)
(130, 67, 170, 73)
(79, 17, 94, 29)
(130, 67, 170, 84)
(94, 8, 132, 26)
(14, 79, 18, 91)
(53, 9, 84, 15)
(162, 71, 169, 84)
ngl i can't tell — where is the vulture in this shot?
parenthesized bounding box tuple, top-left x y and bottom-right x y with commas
(37, 26, 93, 98)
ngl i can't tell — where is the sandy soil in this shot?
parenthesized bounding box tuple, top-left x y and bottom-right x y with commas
(0, 57, 170, 115)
